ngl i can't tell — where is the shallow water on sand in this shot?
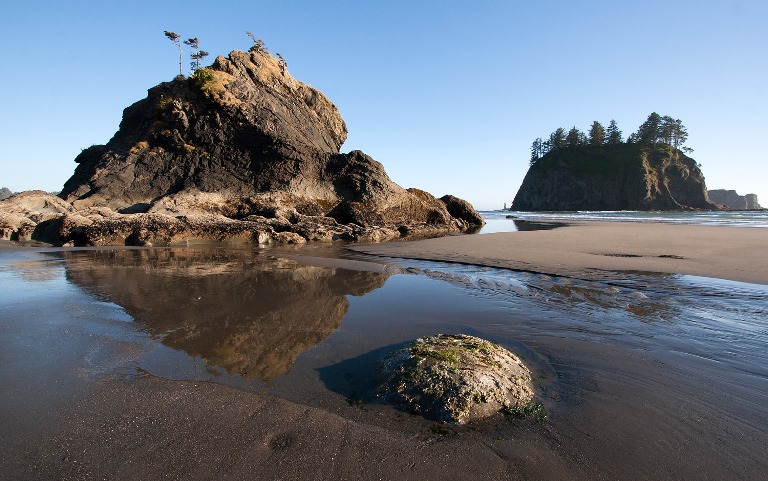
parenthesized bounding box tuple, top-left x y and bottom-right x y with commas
(2, 245, 767, 479)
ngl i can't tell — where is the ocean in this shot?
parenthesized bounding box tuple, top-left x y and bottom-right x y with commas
(479, 209, 768, 233)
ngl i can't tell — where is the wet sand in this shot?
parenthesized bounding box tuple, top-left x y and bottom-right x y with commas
(351, 221, 768, 284)
(2, 227, 768, 480)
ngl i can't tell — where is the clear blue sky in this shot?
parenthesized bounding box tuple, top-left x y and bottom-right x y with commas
(1, 0, 766, 210)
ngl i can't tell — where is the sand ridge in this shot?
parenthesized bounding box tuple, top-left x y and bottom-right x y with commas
(350, 221, 768, 285)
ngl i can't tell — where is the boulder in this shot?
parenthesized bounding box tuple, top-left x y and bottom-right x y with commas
(440, 195, 485, 227)
(377, 334, 536, 424)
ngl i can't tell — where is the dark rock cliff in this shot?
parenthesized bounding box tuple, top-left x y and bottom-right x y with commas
(707, 189, 761, 209)
(512, 144, 717, 211)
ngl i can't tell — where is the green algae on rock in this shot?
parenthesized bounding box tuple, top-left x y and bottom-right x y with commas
(377, 334, 535, 424)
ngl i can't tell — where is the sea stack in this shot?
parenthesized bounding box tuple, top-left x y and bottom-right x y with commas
(2, 49, 483, 246)
(512, 144, 717, 211)
(707, 189, 762, 209)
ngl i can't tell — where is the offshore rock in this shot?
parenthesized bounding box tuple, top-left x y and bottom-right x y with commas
(512, 144, 717, 211)
(708, 189, 762, 209)
(43, 49, 482, 246)
(377, 334, 535, 424)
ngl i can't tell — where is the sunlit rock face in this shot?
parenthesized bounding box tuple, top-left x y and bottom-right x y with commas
(61, 248, 390, 382)
(52, 49, 482, 244)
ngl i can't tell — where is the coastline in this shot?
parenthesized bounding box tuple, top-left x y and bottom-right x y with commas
(350, 220, 768, 285)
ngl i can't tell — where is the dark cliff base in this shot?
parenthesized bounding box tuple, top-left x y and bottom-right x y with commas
(512, 144, 717, 211)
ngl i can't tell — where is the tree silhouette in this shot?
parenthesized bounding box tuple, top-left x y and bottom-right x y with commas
(549, 128, 567, 151)
(530, 138, 544, 164)
(191, 50, 209, 72)
(633, 113, 690, 150)
(164, 31, 183, 76)
(185, 37, 209, 72)
(246, 31, 268, 54)
(637, 112, 662, 144)
(276, 53, 288, 74)
(588, 121, 605, 146)
(566, 126, 586, 147)
(605, 119, 623, 145)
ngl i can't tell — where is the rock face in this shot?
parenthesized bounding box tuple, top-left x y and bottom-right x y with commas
(377, 334, 535, 424)
(708, 189, 762, 209)
(512, 145, 717, 211)
(36, 49, 483, 246)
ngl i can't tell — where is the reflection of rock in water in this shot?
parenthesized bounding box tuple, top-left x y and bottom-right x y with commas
(60, 249, 389, 382)
(7, 259, 62, 282)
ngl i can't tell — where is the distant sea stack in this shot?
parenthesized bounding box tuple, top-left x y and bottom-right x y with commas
(707, 189, 761, 210)
(512, 144, 717, 211)
(1, 48, 483, 246)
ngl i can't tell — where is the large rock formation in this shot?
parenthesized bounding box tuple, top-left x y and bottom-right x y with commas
(512, 144, 717, 211)
(2, 49, 482, 246)
(707, 189, 762, 210)
(25, 49, 482, 246)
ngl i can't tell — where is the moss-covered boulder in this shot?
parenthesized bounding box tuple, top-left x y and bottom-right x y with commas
(377, 334, 535, 424)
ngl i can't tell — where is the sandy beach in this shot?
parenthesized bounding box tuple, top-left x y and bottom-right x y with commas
(2, 223, 767, 480)
(351, 221, 768, 284)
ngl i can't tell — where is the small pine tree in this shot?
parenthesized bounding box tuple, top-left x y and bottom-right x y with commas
(636, 112, 662, 144)
(276, 53, 288, 74)
(184, 38, 209, 73)
(605, 119, 623, 145)
(164, 31, 183, 76)
(588, 121, 605, 146)
(246, 31, 268, 54)
(530, 138, 544, 164)
(549, 128, 566, 151)
(566, 126, 586, 147)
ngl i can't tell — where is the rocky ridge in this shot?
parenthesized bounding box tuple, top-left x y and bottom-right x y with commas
(2, 49, 482, 246)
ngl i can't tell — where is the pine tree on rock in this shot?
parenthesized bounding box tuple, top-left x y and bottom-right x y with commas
(549, 128, 567, 151)
(588, 121, 605, 146)
(164, 31, 183, 76)
(566, 126, 586, 147)
(606, 119, 623, 145)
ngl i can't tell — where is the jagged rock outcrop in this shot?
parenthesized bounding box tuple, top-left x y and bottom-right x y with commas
(512, 144, 717, 211)
(708, 189, 761, 209)
(0, 190, 74, 241)
(23, 48, 483, 246)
